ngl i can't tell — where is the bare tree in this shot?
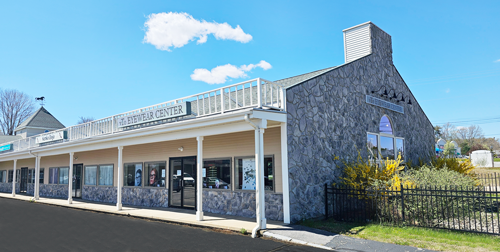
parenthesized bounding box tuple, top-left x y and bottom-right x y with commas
(77, 116, 95, 124)
(0, 89, 36, 135)
(455, 125, 484, 148)
(440, 122, 456, 141)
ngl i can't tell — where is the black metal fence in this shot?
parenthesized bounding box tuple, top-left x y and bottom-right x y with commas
(325, 184, 500, 235)
(475, 173, 499, 191)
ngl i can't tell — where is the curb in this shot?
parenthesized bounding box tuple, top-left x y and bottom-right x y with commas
(262, 231, 333, 251)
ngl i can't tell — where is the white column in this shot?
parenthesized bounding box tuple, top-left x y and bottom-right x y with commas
(12, 159, 17, 197)
(34, 156, 40, 200)
(117, 146, 123, 210)
(258, 127, 266, 229)
(196, 136, 204, 221)
(281, 122, 291, 224)
(68, 152, 74, 204)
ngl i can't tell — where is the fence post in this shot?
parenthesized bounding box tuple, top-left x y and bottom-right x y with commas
(325, 183, 328, 220)
(401, 184, 405, 223)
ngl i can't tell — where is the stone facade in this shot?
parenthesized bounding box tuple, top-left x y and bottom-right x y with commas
(82, 186, 117, 203)
(286, 25, 434, 222)
(0, 182, 19, 193)
(122, 187, 169, 208)
(39, 184, 68, 198)
(202, 190, 283, 221)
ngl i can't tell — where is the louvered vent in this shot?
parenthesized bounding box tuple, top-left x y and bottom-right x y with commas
(343, 22, 372, 63)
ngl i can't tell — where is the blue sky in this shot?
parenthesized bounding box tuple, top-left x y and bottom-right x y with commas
(1, 1, 499, 138)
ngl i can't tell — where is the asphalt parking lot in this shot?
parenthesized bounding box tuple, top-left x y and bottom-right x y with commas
(0, 197, 325, 252)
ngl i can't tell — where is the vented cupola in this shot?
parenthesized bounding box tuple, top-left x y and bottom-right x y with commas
(343, 21, 393, 64)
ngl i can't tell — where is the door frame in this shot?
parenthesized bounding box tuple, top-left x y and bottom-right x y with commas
(20, 167, 28, 193)
(168, 156, 197, 210)
(72, 163, 83, 198)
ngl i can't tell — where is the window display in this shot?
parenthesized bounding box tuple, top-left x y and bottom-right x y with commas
(203, 159, 230, 189)
(59, 167, 69, 184)
(145, 162, 165, 187)
(124, 163, 142, 187)
(85, 166, 97, 185)
(235, 156, 274, 191)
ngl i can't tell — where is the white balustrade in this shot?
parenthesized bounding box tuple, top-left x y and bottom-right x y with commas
(1, 78, 284, 154)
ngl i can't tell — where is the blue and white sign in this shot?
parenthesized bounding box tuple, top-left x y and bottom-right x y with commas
(366, 95, 404, 114)
(0, 144, 12, 152)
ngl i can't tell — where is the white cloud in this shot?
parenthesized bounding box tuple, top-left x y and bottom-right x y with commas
(445, 88, 450, 93)
(495, 59, 500, 63)
(143, 12, 252, 51)
(456, 126, 467, 130)
(191, 60, 272, 84)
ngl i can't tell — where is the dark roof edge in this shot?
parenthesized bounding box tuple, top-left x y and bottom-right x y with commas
(283, 54, 372, 90)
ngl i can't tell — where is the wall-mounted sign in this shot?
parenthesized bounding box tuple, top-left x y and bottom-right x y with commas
(117, 102, 192, 128)
(366, 95, 404, 114)
(0, 144, 12, 152)
(35, 131, 67, 144)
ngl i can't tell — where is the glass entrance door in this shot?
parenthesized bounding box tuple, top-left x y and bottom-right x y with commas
(20, 168, 28, 193)
(72, 164, 83, 198)
(169, 156, 197, 209)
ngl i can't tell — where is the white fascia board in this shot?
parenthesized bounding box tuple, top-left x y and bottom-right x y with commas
(0, 108, 283, 161)
(250, 110, 287, 123)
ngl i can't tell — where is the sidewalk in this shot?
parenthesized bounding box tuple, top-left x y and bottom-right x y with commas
(1, 193, 432, 251)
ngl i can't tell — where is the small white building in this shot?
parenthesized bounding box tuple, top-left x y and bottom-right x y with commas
(471, 150, 494, 168)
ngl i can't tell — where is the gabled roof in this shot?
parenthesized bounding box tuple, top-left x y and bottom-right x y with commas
(274, 66, 339, 89)
(15, 106, 65, 132)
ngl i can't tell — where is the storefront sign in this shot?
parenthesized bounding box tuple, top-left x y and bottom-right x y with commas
(117, 102, 192, 128)
(366, 95, 404, 114)
(0, 144, 12, 152)
(35, 131, 67, 144)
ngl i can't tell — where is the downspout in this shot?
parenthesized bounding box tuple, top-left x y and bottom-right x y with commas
(244, 114, 261, 238)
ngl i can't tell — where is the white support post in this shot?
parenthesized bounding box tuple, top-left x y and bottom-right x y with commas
(196, 136, 204, 221)
(258, 127, 266, 229)
(220, 88, 224, 114)
(34, 156, 40, 200)
(12, 159, 17, 197)
(257, 78, 262, 108)
(117, 146, 123, 210)
(68, 152, 74, 204)
(281, 122, 291, 224)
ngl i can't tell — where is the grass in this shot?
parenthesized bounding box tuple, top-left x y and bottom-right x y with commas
(495, 158, 500, 162)
(474, 167, 500, 175)
(300, 218, 500, 252)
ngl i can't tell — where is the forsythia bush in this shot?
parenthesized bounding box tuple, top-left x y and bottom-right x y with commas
(430, 156, 476, 176)
(338, 151, 407, 190)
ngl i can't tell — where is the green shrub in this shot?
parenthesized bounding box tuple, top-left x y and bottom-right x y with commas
(399, 165, 478, 188)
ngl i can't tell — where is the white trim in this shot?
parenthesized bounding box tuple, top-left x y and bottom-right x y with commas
(280, 122, 290, 224)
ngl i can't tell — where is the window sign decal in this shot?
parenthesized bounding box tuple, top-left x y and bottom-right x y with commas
(242, 158, 256, 190)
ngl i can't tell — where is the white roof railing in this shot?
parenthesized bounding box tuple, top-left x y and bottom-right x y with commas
(3, 78, 284, 154)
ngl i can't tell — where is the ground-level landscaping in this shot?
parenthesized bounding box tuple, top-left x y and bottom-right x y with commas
(300, 218, 500, 252)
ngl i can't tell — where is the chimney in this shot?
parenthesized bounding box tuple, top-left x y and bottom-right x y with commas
(343, 21, 392, 64)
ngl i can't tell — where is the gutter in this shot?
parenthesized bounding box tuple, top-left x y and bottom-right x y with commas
(244, 114, 262, 238)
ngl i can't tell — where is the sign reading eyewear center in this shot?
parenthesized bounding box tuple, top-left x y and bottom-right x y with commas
(0, 144, 13, 152)
(117, 102, 191, 128)
(35, 131, 68, 144)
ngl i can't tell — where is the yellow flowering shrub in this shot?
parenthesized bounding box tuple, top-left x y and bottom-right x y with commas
(338, 151, 406, 190)
(430, 156, 476, 176)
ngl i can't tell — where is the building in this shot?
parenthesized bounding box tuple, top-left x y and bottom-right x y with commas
(0, 22, 434, 226)
(435, 138, 461, 156)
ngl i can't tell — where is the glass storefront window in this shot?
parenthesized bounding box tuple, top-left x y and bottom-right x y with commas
(8, 170, 13, 183)
(380, 116, 393, 134)
(28, 169, 35, 184)
(235, 156, 274, 191)
(203, 159, 231, 189)
(145, 162, 165, 187)
(0, 170, 4, 183)
(49, 168, 58, 184)
(396, 138, 404, 160)
(367, 134, 378, 159)
(124, 163, 143, 187)
(380, 136, 395, 160)
(99, 165, 114, 186)
(59, 167, 69, 185)
(85, 166, 97, 185)
(39, 168, 44, 184)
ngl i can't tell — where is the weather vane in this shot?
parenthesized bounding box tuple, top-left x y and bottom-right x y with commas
(35, 96, 45, 106)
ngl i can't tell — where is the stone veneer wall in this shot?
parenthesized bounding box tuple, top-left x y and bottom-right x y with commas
(202, 190, 283, 221)
(39, 184, 68, 198)
(122, 187, 169, 208)
(27, 183, 34, 195)
(286, 25, 434, 222)
(82, 186, 117, 203)
(0, 183, 19, 193)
